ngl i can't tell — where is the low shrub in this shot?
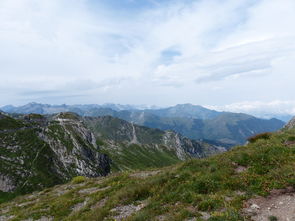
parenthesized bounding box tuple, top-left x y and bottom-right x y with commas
(287, 136, 295, 142)
(269, 216, 278, 221)
(71, 176, 86, 184)
(198, 199, 222, 211)
(247, 132, 272, 143)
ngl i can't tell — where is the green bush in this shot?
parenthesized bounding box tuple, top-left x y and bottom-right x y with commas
(96, 138, 105, 146)
(287, 136, 295, 142)
(193, 177, 219, 194)
(198, 199, 221, 211)
(268, 216, 278, 221)
(71, 176, 86, 184)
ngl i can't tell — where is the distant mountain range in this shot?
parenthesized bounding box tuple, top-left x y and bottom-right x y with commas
(1, 103, 285, 146)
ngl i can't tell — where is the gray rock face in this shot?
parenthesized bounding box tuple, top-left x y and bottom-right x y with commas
(43, 115, 111, 177)
(85, 116, 224, 161)
(284, 117, 295, 130)
(0, 112, 111, 195)
(0, 175, 16, 192)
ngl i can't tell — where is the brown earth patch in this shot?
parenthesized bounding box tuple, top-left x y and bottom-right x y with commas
(243, 187, 295, 221)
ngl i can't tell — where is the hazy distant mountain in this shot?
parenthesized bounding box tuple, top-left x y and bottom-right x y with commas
(251, 113, 293, 122)
(80, 107, 284, 146)
(115, 111, 284, 146)
(1, 102, 157, 115)
(145, 103, 221, 119)
(2, 102, 285, 146)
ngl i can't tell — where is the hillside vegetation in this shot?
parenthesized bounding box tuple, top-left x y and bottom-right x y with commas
(1, 126, 295, 220)
(83, 116, 223, 171)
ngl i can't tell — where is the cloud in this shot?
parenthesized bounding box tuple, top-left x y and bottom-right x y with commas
(0, 0, 295, 107)
(207, 100, 295, 119)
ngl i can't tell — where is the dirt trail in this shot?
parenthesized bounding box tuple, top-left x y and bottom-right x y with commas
(243, 187, 295, 221)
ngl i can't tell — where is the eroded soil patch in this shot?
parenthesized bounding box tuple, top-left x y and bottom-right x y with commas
(243, 187, 295, 221)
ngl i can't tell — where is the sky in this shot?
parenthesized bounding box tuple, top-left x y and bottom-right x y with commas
(1, 0, 295, 115)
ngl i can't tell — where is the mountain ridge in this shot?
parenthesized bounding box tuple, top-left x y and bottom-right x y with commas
(1, 103, 285, 146)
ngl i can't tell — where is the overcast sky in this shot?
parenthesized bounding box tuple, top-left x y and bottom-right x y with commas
(1, 0, 295, 115)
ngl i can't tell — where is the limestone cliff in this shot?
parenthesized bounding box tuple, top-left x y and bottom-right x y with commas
(0, 112, 110, 196)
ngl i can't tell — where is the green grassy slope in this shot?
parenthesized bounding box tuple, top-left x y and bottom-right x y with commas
(1, 128, 295, 220)
(85, 116, 182, 171)
(100, 143, 181, 171)
(84, 116, 223, 172)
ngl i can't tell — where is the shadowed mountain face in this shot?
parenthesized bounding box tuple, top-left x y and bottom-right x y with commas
(0, 112, 223, 201)
(1, 103, 285, 146)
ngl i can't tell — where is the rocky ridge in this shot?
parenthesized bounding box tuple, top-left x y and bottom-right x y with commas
(84, 116, 224, 168)
(0, 112, 110, 199)
(284, 116, 295, 130)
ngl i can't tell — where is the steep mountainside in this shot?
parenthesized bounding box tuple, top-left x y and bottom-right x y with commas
(0, 112, 111, 202)
(86, 110, 284, 146)
(0, 112, 223, 202)
(84, 116, 224, 171)
(2, 119, 295, 220)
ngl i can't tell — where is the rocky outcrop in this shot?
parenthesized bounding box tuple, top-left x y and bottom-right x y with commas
(0, 175, 16, 192)
(0, 112, 111, 194)
(84, 116, 224, 161)
(284, 117, 295, 130)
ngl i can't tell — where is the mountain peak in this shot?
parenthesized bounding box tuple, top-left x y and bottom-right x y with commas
(54, 112, 81, 120)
